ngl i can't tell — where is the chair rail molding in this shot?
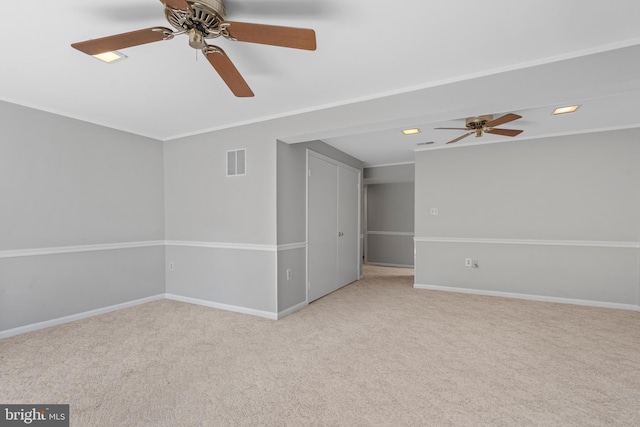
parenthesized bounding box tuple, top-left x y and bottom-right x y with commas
(414, 237, 640, 249)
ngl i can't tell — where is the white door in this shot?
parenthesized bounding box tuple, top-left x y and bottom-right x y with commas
(307, 152, 360, 302)
(337, 166, 359, 286)
(308, 154, 338, 302)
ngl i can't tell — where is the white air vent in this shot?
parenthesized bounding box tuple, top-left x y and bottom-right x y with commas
(227, 148, 246, 177)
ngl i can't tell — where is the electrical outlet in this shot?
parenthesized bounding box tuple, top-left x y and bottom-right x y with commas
(169, 262, 174, 271)
(465, 258, 472, 267)
(430, 208, 439, 216)
(286, 269, 292, 281)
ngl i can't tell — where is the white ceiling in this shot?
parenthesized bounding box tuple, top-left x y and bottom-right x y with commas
(3, 1, 640, 167)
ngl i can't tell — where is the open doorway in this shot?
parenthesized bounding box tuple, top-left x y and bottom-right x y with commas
(362, 164, 415, 281)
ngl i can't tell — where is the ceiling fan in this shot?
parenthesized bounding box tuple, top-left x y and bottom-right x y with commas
(71, 0, 317, 97)
(435, 113, 523, 144)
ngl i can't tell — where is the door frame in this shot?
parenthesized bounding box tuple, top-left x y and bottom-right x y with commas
(305, 149, 362, 303)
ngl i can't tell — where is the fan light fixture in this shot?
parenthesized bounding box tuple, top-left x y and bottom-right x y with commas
(71, 0, 317, 97)
(402, 128, 420, 135)
(93, 50, 127, 63)
(553, 105, 580, 115)
(434, 113, 523, 144)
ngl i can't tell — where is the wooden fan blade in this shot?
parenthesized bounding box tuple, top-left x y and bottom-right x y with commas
(485, 128, 523, 137)
(223, 21, 316, 50)
(485, 113, 521, 128)
(435, 127, 470, 131)
(446, 132, 473, 144)
(71, 27, 173, 55)
(205, 47, 254, 97)
(159, 0, 191, 11)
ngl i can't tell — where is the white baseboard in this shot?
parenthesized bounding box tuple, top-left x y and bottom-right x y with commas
(367, 262, 414, 268)
(1, 293, 280, 340)
(165, 294, 277, 320)
(414, 283, 640, 312)
(0, 294, 165, 340)
(5, 285, 634, 341)
(277, 301, 308, 319)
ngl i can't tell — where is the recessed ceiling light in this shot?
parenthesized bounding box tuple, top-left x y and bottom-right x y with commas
(93, 50, 127, 64)
(553, 105, 580, 115)
(402, 128, 420, 135)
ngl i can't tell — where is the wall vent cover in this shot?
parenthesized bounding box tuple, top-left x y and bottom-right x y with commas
(227, 148, 246, 176)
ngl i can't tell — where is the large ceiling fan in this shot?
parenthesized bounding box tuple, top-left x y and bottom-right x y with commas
(71, 0, 317, 97)
(435, 113, 523, 144)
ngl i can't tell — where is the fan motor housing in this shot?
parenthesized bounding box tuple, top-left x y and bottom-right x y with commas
(165, 0, 227, 38)
(465, 114, 493, 130)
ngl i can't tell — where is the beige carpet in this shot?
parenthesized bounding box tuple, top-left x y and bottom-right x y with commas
(1, 265, 639, 426)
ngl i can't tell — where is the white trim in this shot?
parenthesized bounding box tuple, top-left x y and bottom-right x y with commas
(165, 294, 277, 320)
(277, 301, 308, 319)
(166, 240, 277, 252)
(367, 262, 414, 268)
(413, 284, 640, 312)
(365, 161, 415, 168)
(0, 294, 165, 340)
(368, 231, 415, 237)
(305, 150, 310, 304)
(277, 242, 307, 251)
(0, 240, 288, 259)
(414, 237, 640, 249)
(0, 241, 165, 259)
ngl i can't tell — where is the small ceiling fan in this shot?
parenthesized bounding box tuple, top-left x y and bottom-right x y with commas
(435, 113, 523, 144)
(71, 0, 317, 97)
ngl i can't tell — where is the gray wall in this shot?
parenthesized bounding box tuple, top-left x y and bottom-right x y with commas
(7, 97, 637, 335)
(0, 101, 165, 333)
(164, 122, 279, 314)
(276, 140, 363, 313)
(165, 245, 276, 313)
(164, 135, 363, 317)
(414, 128, 640, 308)
(363, 163, 415, 185)
(164, 123, 277, 245)
(366, 182, 415, 267)
(1, 248, 164, 331)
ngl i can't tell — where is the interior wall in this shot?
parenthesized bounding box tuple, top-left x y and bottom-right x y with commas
(276, 140, 362, 315)
(0, 101, 166, 335)
(366, 182, 415, 267)
(414, 128, 640, 309)
(0, 102, 365, 333)
(363, 163, 415, 184)
(164, 122, 279, 315)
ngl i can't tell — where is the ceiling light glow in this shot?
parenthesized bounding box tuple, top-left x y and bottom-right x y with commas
(553, 105, 580, 115)
(93, 51, 127, 63)
(402, 128, 420, 135)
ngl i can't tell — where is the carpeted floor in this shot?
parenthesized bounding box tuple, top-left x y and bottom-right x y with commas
(1, 264, 639, 426)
